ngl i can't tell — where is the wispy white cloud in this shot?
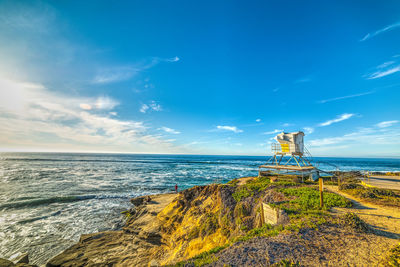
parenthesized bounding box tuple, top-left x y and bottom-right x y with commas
(216, 125, 243, 133)
(318, 91, 374, 104)
(92, 66, 138, 84)
(377, 61, 395, 69)
(140, 104, 149, 113)
(79, 96, 119, 110)
(256, 119, 261, 122)
(319, 113, 354, 127)
(263, 129, 282, 135)
(139, 101, 162, 113)
(360, 22, 400, 42)
(165, 56, 180, 62)
(92, 56, 180, 84)
(79, 103, 92, 110)
(159, 127, 180, 134)
(0, 77, 177, 153)
(366, 65, 400, 79)
(376, 120, 398, 128)
(294, 76, 312, 83)
(308, 126, 400, 149)
(303, 127, 314, 134)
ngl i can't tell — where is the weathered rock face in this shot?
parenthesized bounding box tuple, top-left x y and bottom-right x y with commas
(0, 257, 38, 267)
(46, 193, 176, 267)
(152, 184, 265, 265)
(0, 258, 15, 267)
(46, 179, 285, 266)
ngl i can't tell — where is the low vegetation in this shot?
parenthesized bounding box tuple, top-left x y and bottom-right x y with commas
(339, 212, 370, 233)
(340, 181, 400, 207)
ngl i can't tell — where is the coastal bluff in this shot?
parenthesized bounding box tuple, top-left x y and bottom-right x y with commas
(44, 175, 400, 266)
(46, 193, 177, 267)
(46, 182, 270, 266)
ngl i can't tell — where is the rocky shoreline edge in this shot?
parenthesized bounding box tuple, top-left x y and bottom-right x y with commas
(1, 173, 399, 267)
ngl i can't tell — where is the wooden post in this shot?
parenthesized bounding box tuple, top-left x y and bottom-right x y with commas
(319, 177, 324, 208)
(260, 203, 265, 226)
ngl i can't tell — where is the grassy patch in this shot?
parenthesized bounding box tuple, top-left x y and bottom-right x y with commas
(276, 187, 352, 214)
(171, 245, 229, 267)
(232, 186, 252, 202)
(227, 179, 239, 187)
(245, 176, 271, 191)
(235, 223, 284, 242)
(271, 259, 301, 267)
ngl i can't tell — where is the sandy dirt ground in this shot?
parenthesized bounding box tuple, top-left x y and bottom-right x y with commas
(360, 175, 400, 190)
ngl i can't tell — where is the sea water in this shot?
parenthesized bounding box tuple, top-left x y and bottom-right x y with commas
(0, 153, 399, 265)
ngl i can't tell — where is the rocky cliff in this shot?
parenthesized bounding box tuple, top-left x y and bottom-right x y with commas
(46, 176, 284, 266)
(46, 175, 371, 266)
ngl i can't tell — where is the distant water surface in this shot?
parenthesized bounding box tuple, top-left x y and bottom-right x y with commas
(0, 153, 399, 265)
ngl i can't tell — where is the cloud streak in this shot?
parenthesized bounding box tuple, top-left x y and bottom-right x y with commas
(263, 129, 282, 135)
(308, 126, 400, 148)
(318, 91, 374, 104)
(360, 22, 400, 42)
(216, 125, 243, 133)
(376, 120, 398, 128)
(92, 56, 180, 84)
(319, 113, 354, 127)
(366, 65, 400, 79)
(159, 127, 180, 134)
(92, 66, 138, 84)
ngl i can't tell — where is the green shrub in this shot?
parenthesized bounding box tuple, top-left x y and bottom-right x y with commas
(272, 259, 301, 266)
(227, 179, 239, 186)
(232, 186, 251, 202)
(245, 176, 271, 191)
(234, 201, 251, 218)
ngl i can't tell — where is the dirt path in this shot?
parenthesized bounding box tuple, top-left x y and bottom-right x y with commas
(326, 185, 400, 239)
(361, 175, 400, 190)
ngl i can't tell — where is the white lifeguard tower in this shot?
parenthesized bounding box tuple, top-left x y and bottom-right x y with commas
(259, 131, 317, 179)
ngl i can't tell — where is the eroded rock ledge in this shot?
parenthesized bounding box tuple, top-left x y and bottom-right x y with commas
(46, 193, 176, 267)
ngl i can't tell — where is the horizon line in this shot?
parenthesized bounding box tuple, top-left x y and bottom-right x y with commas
(0, 150, 399, 159)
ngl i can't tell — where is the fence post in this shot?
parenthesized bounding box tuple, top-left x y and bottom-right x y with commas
(319, 177, 324, 208)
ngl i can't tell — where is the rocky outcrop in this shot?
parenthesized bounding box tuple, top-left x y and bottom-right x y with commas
(46, 193, 176, 267)
(0, 255, 37, 267)
(46, 178, 289, 266)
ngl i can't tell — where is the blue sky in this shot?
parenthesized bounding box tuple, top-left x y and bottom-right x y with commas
(0, 0, 399, 157)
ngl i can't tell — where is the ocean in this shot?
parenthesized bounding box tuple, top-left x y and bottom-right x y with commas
(0, 152, 399, 265)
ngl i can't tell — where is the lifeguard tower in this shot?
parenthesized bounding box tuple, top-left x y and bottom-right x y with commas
(259, 131, 318, 179)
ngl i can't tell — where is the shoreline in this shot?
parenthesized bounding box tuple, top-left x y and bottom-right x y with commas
(2, 172, 400, 266)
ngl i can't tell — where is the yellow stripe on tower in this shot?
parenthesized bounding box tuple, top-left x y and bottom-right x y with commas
(280, 144, 289, 152)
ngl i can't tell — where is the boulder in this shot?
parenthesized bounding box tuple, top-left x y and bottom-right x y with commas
(14, 254, 29, 264)
(0, 258, 14, 267)
(130, 195, 152, 206)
